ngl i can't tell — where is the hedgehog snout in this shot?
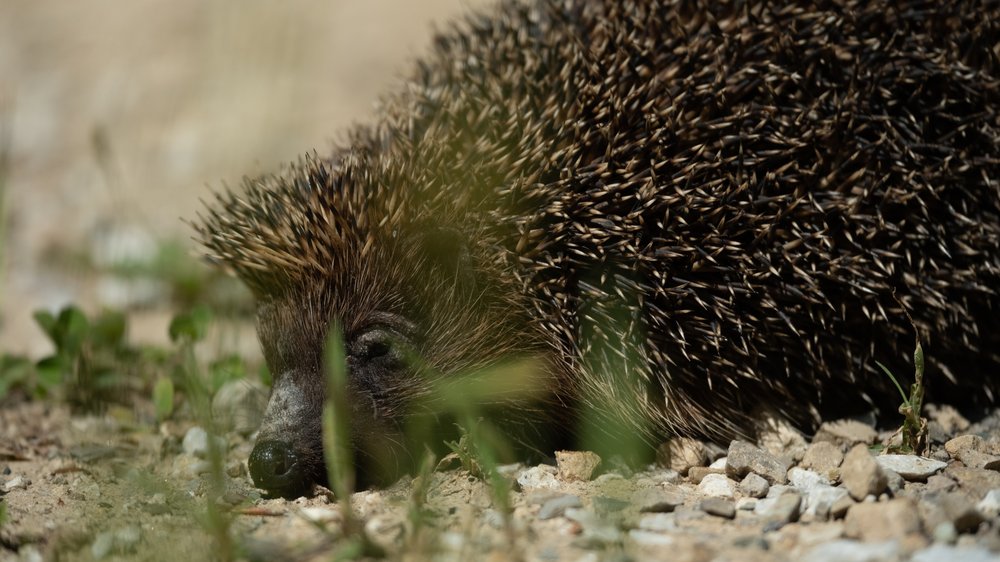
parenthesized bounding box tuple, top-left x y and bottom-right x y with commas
(248, 439, 310, 498)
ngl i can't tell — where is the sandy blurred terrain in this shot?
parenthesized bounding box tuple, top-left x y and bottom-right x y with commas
(0, 0, 489, 355)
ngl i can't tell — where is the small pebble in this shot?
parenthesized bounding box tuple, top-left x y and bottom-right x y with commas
(656, 437, 708, 475)
(687, 466, 724, 484)
(738, 472, 769, 498)
(844, 498, 921, 541)
(841, 444, 887, 501)
(911, 544, 999, 562)
(726, 440, 789, 485)
(875, 454, 947, 481)
(813, 419, 878, 448)
(555, 450, 602, 482)
(635, 489, 685, 513)
(700, 497, 736, 519)
(803, 540, 900, 562)
(697, 473, 735, 498)
(2, 476, 26, 492)
(800, 441, 845, 473)
(976, 489, 1000, 518)
(517, 465, 560, 491)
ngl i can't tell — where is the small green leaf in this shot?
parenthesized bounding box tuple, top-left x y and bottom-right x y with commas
(153, 376, 174, 420)
(875, 360, 910, 405)
(258, 364, 272, 387)
(92, 310, 127, 348)
(36, 355, 68, 392)
(57, 306, 90, 355)
(0, 499, 7, 527)
(0, 356, 33, 399)
(168, 306, 212, 343)
(209, 356, 246, 393)
(33, 310, 58, 342)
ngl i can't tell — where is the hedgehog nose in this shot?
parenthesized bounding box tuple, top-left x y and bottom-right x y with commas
(248, 440, 309, 498)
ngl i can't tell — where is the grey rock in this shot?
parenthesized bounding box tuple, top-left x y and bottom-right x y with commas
(926, 404, 971, 434)
(801, 441, 845, 473)
(91, 526, 141, 560)
(756, 414, 809, 460)
(944, 434, 984, 457)
(555, 450, 602, 481)
(708, 456, 727, 470)
(726, 440, 789, 485)
(976, 488, 1000, 518)
(844, 498, 921, 541)
(830, 495, 855, 519)
(946, 466, 1000, 500)
(181, 426, 225, 459)
(516, 465, 560, 491)
(803, 540, 900, 562)
(943, 435, 1000, 470)
(91, 532, 114, 560)
(636, 513, 677, 532)
(788, 467, 831, 493)
(925, 474, 957, 494)
(687, 466, 724, 484)
(841, 444, 887, 500)
(565, 508, 621, 545)
(875, 454, 947, 481)
(211, 380, 267, 436)
(912, 544, 999, 562)
(656, 437, 708, 476)
(697, 473, 735, 498)
(936, 492, 986, 533)
(699, 497, 736, 519)
(814, 419, 878, 448)
(538, 494, 583, 519)
(2, 475, 27, 492)
(738, 472, 769, 499)
(635, 488, 685, 513)
(883, 468, 905, 493)
(803, 485, 850, 518)
(764, 492, 801, 527)
(932, 522, 958, 545)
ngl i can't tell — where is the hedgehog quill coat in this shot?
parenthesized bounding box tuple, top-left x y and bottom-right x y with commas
(197, 0, 1000, 496)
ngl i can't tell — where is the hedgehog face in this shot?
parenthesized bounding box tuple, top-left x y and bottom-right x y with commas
(248, 297, 422, 497)
(244, 225, 550, 497)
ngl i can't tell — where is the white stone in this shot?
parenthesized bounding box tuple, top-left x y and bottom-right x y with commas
(875, 455, 946, 481)
(517, 465, 560, 491)
(911, 544, 999, 562)
(804, 540, 899, 562)
(976, 488, 1000, 518)
(697, 473, 735, 498)
(788, 467, 831, 492)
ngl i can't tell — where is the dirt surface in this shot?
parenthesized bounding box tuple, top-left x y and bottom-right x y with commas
(4, 396, 1000, 561)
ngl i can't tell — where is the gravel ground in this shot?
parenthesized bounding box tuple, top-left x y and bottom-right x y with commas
(3, 395, 1000, 561)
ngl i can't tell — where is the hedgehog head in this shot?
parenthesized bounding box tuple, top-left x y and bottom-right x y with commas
(196, 153, 553, 496)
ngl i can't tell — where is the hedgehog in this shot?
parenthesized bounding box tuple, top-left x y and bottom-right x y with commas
(195, 0, 1000, 498)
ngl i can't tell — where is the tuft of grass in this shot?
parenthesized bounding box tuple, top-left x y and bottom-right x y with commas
(877, 340, 928, 455)
(169, 305, 237, 561)
(321, 324, 385, 560)
(0, 499, 7, 528)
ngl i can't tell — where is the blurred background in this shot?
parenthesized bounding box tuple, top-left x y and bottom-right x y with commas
(0, 0, 490, 356)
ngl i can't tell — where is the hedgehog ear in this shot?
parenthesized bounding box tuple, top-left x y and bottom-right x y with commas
(413, 226, 473, 281)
